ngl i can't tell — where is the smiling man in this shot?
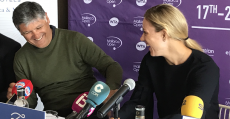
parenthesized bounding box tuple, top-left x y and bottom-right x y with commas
(17, 12, 52, 48)
(7, 1, 123, 118)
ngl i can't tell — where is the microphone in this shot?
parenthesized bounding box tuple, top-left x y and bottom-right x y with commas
(75, 81, 110, 119)
(97, 78, 136, 118)
(181, 95, 204, 119)
(6, 79, 33, 103)
(66, 92, 95, 119)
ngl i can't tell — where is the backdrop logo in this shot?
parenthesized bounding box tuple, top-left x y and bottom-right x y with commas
(107, 36, 122, 50)
(83, 0, 92, 4)
(136, 42, 146, 51)
(136, 0, 147, 6)
(163, 0, 182, 7)
(81, 13, 96, 27)
(225, 51, 230, 56)
(133, 62, 141, 72)
(87, 37, 93, 42)
(225, 98, 230, 106)
(106, 0, 122, 7)
(109, 17, 119, 26)
(203, 48, 214, 57)
(133, 16, 144, 31)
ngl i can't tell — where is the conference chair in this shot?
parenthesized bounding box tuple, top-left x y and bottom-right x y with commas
(219, 104, 230, 119)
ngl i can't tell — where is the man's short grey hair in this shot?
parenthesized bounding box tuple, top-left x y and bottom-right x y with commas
(12, 1, 46, 31)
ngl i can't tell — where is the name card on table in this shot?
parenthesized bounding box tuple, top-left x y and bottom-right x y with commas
(0, 102, 45, 119)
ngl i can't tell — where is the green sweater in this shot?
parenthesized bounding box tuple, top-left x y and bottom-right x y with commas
(13, 28, 123, 111)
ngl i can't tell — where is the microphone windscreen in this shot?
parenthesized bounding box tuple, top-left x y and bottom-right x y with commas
(12, 79, 33, 99)
(123, 78, 135, 90)
(181, 95, 204, 118)
(86, 81, 110, 107)
(72, 92, 89, 113)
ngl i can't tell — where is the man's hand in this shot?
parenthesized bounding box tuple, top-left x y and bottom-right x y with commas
(103, 89, 118, 104)
(7, 82, 15, 99)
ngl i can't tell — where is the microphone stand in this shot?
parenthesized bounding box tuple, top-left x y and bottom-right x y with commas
(113, 96, 123, 119)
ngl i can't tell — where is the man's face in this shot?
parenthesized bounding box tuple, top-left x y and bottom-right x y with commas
(19, 13, 52, 48)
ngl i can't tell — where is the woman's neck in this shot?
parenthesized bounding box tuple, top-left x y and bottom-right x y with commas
(164, 43, 192, 65)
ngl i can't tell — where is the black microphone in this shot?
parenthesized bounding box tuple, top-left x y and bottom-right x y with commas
(97, 78, 136, 118)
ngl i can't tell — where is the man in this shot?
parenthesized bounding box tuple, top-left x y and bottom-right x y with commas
(7, 1, 123, 118)
(0, 33, 21, 102)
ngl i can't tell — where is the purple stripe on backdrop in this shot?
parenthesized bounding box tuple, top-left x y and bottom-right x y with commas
(68, 0, 230, 118)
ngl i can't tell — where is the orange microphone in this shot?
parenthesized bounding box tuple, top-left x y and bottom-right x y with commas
(181, 95, 204, 119)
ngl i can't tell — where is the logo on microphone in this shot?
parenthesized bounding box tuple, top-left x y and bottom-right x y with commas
(133, 16, 144, 31)
(163, 0, 182, 7)
(109, 17, 119, 26)
(83, 0, 92, 4)
(106, 0, 122, 7)
(198, 103, 204, 110)
(107, 36, 122, 50)
(15, 82, 25, 89)
(91, 84, 104, 97)
(76, 93, 88, 108)
(136, 0, 147, 6)
(94, 84, 104, 93)
(87, 107, 95, 117)
(25, 87, 31, 96)
(82, 13, 96, 27)
(182, 100, 186, 105)
(136, 42, 146, 51)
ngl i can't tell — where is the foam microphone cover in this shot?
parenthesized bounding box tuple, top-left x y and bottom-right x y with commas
(12, 79, 33, 99)
(86, 81, 110, 108)
(72, 92, 89, 113)
(181, 95, 204, 118)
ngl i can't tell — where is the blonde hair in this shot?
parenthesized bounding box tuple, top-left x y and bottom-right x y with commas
(144, 4, 203, 52)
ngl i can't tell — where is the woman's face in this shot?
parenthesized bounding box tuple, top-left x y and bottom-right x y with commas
(140, 18, 167, 56)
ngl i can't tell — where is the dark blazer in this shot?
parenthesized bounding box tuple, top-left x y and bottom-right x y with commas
(0, 33, 21, 102)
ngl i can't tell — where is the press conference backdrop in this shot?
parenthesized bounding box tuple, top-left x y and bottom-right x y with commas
(0, 0, 58, 111)
(68, 0, 230, 118)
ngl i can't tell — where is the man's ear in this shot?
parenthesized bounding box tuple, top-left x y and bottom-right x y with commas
(45, 12, 50, 23)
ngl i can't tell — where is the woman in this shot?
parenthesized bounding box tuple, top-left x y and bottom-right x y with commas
(119, 4, 219, 119)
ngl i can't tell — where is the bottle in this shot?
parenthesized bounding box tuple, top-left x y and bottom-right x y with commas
(14, 88, 29, 107)
(135, 105, 145, 119)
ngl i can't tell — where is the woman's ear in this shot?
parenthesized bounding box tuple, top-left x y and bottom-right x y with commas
(162, 29, 167, 42)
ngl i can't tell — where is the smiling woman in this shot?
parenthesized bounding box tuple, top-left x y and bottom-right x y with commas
(119, 4, 220, 119)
